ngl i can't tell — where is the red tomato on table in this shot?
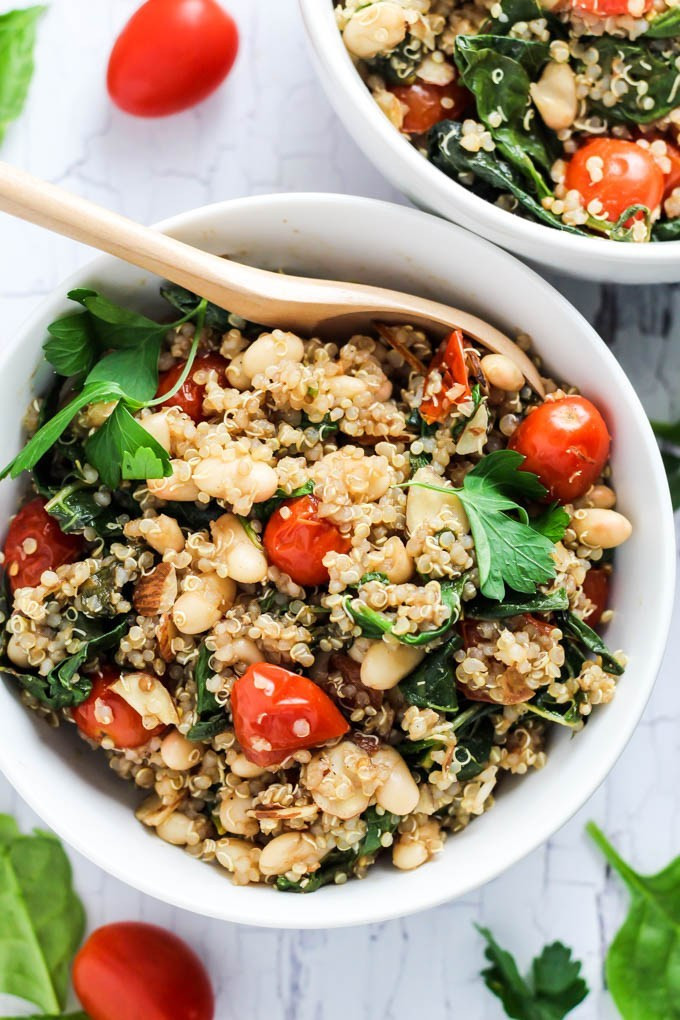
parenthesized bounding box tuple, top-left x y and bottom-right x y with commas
(72, 669, 165, 749)
(107, 0, 239, 117)
(390, 80, 469, 134)
(582, 567, 610, 626)
(509, 395, 611, 504)
(231, 663, 350, 766)
(3, 497, 82, 592)
(420, 329, 471, 425)
(155, 353, 229, 422)
(564, 138, 664, 223)
(263, 494, 350, 586)
(73, 922, 214, 1020)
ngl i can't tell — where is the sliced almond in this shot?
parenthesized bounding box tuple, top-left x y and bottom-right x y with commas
(156, 612, 178, 663)
(110, 672, 180, 727)
(250, 804, 319, 821)
(133, 563, 177, 617)
(135, 792, 185, 827)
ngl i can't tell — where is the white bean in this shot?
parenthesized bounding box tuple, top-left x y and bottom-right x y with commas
(407, 466, 469, 536)
(156, 812, 207, 847)
(219, 793, 259, 838)
(392, 838, 428, 871)
(373, 746, 420, 815)
(327, 375, 366, 400)
(360, 640, 425, 691)
(530, 61, 577, 131)
(139, 410, 172, 453)
(225, 352, 251, 391)
(172, 574, 236, 634)
(381, 535, 414, 584)
(305, 741, 372, 820)
(211, 513, 268, 584)
(160, 730, 200, 771)
(584, 484, 617, 510)
(480, 354, 525, 393)
(258, 831, 323, 877)
(572, 508, 632, 549)
(7, 634, 30, 669)
(192, 456, 278, 505)
(230, 752, 267, 779)
(241, 331, 304, 381)
(343, 2, 407, 59)
(147, 461, 199, 501)
(140, 514, 185, 555)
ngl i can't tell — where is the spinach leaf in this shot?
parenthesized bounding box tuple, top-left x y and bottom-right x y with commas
(250, 480, 315, 523)
(582, 38, 680, 125)
(406, 407, 438, 472)
(368, 33, 424, 85)
(652, 218, 680, 242)
(466, 587, 569, 619)
(299, 411, 339, 441)
(43, 312, 96, 379)
(186, 643, 225, 742)
(0, 6, 44, 144)
(160, 280, 262, 338)
(0, 814, 85, 1014)
(483, 0, 544, 33)
(587, 822, 680, 1020)
(557, 610, 624, 676)
(652, 417, 680, 445)
(1, 616, 128, 709)
(159, 500, 220, 531)
(78, 564, 122, 618)
(525, 689, 582, 729)
(645, 6, 680, 36)
(44, 482, 123, 537)
(400, 635, 462, 712)
(85, 402, 171, 489)
(344, 575, 466, 646)
(452, 713, 495, 780)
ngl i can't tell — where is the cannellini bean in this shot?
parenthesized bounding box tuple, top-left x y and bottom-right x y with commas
(219, 793, 259, 837)
(230, 637, 263, 667)
(110, 672, 180, 727)
(241, 330, 304, 381)
(305, 741, 373, 820)
(392, 838, 429, 871)
(139, 410, 172, 453)
(327, 375, 366, 400)
(360, 640, 425, 691)
(7, 633, 30, 669)
(343, 2, 407, 59)
(530, 61, 577, 131)
(172, 574, 236, 634)
(215, 837, 261, 878)
(156, 811, 207, 847)
(192, 456, 278, 505)
(230, 752, 267, 779)
(141, 514, 185, 555)
(373, 746, 420, 815)
(406, 466, 469, 536)
(572, 508, 632, 549)
(480, 353, 525, 393)
(582, 484, 617, 510)
(382, 535, 414, 584)
(160, 729, 201, 771)
(258, 831, 324, 877)
(147, 461, 199, 501)
(226, 352, 251, 390)
(211, 513, 268, 584)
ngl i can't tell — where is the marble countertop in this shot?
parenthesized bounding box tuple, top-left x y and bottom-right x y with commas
(0, 2, 679, 1017)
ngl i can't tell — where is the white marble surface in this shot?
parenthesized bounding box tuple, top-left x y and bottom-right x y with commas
(0, 2, 679, 1017)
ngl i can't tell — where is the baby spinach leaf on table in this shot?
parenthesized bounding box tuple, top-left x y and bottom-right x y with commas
(4, 1013, 89, 1019)
(582, 38, 680, 125)
(400, 634, 462, 712)
(477, 925, 588, 1019)
(187, 642, 225, 742)
(85, 402, 171, 489)
(651, 417, 680, 445)
(0, 6, 44, 144)
(0, 814, 85, 1014)
(587, 822, 680, 1020)
(557, 610, 624, 676)
(43, 312, 97, 379)
(466, 587, 569, 620)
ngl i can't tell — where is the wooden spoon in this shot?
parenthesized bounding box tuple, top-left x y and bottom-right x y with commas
(0, 162, 544, 395)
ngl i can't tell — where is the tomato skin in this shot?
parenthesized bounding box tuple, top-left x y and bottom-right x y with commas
(420, 330, 471, 425)
(156, 353, 229, 422)
(72, 670, 165, 749)
(582, 567, 610, 626)
(660, 139, 680, 198)
(565, 138, 664, 223)
(508, 396, 611, 504)
(572, 0, 653, 14)
(389, 80, 469, 134)
(4, 498, 83, 592)
(108, 0, 238, 117)
(263, 494, 350, 587)
(73, 922, 214, 1020)
(231, 663, 350, 767)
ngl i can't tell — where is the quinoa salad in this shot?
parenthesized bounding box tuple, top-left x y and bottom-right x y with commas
(336, 0, 680, 242)
(0, 283, 631, 892)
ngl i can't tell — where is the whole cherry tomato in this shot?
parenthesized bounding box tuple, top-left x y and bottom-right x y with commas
(509, 395, 611, 504)
(263, 494, 351, 587)
(571, 0, 653, 14)
(231, 662, 350, 766)
(72, 669, 165, 749)
(582, 567, 610, 627)
(420, 329, 471, 425)
(3, 497, 82, 592)
(389, 80, 469, 134)
(565, 138, 664, 223)
(155, 353, 229, 422)
(73, 922, 214, 1020)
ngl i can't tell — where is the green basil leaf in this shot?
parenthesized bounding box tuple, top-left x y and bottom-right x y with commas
(400, 635, 461, 712)
(466, 587, 568, 619)
(85, 403, 171, 489)
(43, 312, 96, 378)
(0, 6, 44, 143)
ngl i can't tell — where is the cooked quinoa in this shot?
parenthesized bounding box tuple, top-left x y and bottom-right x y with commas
(336, 0, 680, 242)
(0, 283, 631, 891)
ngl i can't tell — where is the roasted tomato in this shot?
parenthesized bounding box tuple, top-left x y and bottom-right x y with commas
(72, 669, 166, 749)
(571, 0, 653, 15)
(231, 662, 350, 766)
(419, 329, 471, 425)
(73, 921, 214, 1020)
(582, 567, 610, 627)
(155, 353, 229, 422)
(509, 395, 611, 504)
(458, 616, 551, 705)
(107, 0, 239, 117)
(3, 497, 82, 592)
(564, 138, 664, 224)
(263, 494, 351, 586)
(389, 80, 469, 134)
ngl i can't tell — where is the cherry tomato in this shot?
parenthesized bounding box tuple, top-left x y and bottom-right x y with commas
(565, 138, 664, 223)
(155, 353, 229, 422)
(231, 662, 350, 766)
(389, 80, 469, 134)
(420, 330, 471, 425)
(571, 0, 653, 14)
(72, 669, 165, 749)
(73, 921, 214, 1020)
(3, 497, 82, 592)
(458, 617, 548, 705)
(509, 395, 611, 504)
(263, 494, 351, 587)
(582, 567, 610, 627)
(108, 0, 238, 118)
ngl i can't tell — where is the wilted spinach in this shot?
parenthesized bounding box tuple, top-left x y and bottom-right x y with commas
(452, 713, 496, 781)
(557, 610, 624, 676)
(186, 643, 225, 742)
(367, 33, 425, 85)
(250, 480, 315, 523)
(400, 634, 462, 712)
(160, 280, 262, 339)
(344, 575, 466, 646)
(581, 37, 680, 125)
(525, 688, 583, 729)
(466, 587, 569, 620)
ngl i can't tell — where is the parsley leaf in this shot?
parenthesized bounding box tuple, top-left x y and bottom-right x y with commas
(43, 312, 96, 378)
(85, 403, 171, 489)
(477, 926, 588, 1019)
(85, 334, 164, 403)
(530, 503, 570, 543)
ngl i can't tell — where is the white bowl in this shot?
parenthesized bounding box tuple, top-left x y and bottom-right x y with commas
(300, 0, 680, 284)
(0, 194, 674, 928)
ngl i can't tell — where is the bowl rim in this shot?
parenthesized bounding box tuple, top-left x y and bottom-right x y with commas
(299, 0, 680, 266)
(0, 191, 675, 927)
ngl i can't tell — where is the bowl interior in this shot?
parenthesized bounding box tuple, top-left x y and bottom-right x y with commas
(0, 194, 673, 928)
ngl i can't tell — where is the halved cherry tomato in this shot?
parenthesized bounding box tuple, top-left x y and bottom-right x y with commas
(419, 329, 471, 425)
(571, 0, 653, 14)
(231, 662, 350, 767)
(73, 921, 214, 1020)
(72, 669, 165, 749)
(155, 353, 229, 422)
(3, 497, 82, 592)
(564, 138, 664, 223)
(664, 140, 680, 197)
(389, 80, 469, 134)
(509, 395, 611, 504)
(107, 0, 239, 117)
(582, 567, 610, 626)
(263, 494, 351, 587)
